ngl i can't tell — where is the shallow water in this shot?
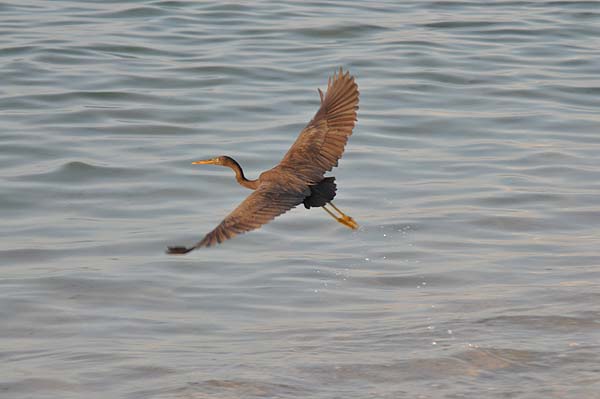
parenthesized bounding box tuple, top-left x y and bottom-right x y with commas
(2, 1, 600, 398)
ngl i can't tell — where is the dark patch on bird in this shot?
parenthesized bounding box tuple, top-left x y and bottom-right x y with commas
(303, 177, 337, 209)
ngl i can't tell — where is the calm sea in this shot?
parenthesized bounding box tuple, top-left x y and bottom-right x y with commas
(1, 1, 600, 398)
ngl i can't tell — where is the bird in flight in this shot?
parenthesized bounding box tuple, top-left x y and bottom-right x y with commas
(168, 68, 359, 254)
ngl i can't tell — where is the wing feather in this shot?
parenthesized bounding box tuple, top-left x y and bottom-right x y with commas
(167, 180, 307, 253)
(279, 68, 359, 184)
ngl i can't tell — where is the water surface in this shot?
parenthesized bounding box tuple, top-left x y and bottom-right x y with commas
(2, 1, 600, 398)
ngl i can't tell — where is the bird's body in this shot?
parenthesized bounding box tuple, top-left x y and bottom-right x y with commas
(168, 68, 359, 254)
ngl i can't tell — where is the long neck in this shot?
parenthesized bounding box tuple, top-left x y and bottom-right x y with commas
(224, 157, 259, 190)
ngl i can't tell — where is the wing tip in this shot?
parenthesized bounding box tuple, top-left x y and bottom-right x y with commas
(332, 66, 355, 82)
(166, 246, 196, 255)
(325, 67, 358, 101)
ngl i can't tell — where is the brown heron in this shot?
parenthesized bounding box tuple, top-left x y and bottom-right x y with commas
(167, 68, 359, 254)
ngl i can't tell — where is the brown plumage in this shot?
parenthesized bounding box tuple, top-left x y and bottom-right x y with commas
(167, 68, 359, 254)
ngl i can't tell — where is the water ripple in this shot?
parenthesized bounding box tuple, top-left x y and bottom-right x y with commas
(2, 1, 600, 398)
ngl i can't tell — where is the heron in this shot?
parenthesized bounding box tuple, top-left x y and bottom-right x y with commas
(167, 68, 359, 254)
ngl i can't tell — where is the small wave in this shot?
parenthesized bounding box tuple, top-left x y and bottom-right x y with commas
(15, 161, 146, 184)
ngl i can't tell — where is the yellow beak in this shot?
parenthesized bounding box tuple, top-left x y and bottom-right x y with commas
(192, 159, 216, 165)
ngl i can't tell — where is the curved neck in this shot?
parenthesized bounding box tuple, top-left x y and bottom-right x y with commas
(224, 157, 259, 190)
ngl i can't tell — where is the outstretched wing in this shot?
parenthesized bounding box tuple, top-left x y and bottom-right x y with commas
(167, 181, 307, 254)
(279, 67, 359, 184)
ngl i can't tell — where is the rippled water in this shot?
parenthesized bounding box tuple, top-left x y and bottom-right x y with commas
(2, 1, 600, 398)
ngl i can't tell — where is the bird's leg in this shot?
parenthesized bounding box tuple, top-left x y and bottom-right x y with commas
(322, 203, 358, 230)
(328, 202, 359, 229)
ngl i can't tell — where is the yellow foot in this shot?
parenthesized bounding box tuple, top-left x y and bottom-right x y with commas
(338, 215, 359, 230)
(323, 203, 359, 230)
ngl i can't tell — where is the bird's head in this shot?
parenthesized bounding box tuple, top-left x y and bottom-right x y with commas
(192, 155, 232, 166)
